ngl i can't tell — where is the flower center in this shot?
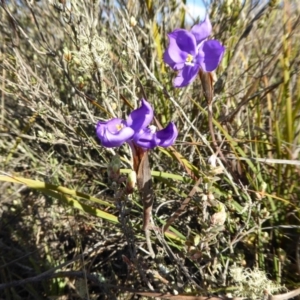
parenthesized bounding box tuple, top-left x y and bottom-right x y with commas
(116, 123, 124, 131)
(185, 54, 194, 66)
(148, 125, 156, 133)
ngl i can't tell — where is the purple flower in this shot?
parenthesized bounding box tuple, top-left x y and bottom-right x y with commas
(163, 16, 225, 88)
(133, 122, 178, 149)
(96, 99, 178, 149)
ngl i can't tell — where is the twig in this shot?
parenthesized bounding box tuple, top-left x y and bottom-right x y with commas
(136, 149, 155, 258)
(214, 2, 270, 94)
(0, 240, 113, 290)
(136, 288, 300, 300)
(1, 1, 49, 55)
(198, 70, 227, 164)
(163, 176, 202, 233)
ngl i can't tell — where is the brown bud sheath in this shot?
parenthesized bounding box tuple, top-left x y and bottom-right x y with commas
(198, 69, 213, 105)
(137, 151, 153, 231)
(132, 143, 155, 257)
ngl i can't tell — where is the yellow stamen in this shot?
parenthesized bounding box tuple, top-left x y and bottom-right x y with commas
(186, 54, 193, 63)
(116, 124, 124, 131)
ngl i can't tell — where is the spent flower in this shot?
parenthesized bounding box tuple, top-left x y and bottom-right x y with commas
(163, 16, 225, 87)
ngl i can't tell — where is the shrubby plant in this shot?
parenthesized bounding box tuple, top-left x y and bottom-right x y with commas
(0, 0, 299, 299)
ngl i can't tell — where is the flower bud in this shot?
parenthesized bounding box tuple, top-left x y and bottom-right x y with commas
(208, 154, 217, 168)
(126, 170, 137, 194)
(208, 154, 224, 175)
(130, 16, 137, 27)
(107, 155, 121, 182)
(63, 48, 72, 62)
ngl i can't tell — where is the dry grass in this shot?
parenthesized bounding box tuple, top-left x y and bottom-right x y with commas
(0, 0, 300, 299)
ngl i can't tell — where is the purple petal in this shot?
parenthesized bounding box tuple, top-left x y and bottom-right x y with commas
(133, 128, 157, 149)
(191, 15, 212, 45)
(96, 119, 134, 148)
(198, 40, 225, 72)
(155, 122, 178, 147)
(163, 29, 197, 70)
(173, 63, 200, 88)
(163, 50, 185, 70)
(101, 118, 124, 134)
(133, 123, 178, 149)
(126, 98, 153, 131)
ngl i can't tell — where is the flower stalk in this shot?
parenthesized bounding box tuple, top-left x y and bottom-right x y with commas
(96, 98, 177, 258)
